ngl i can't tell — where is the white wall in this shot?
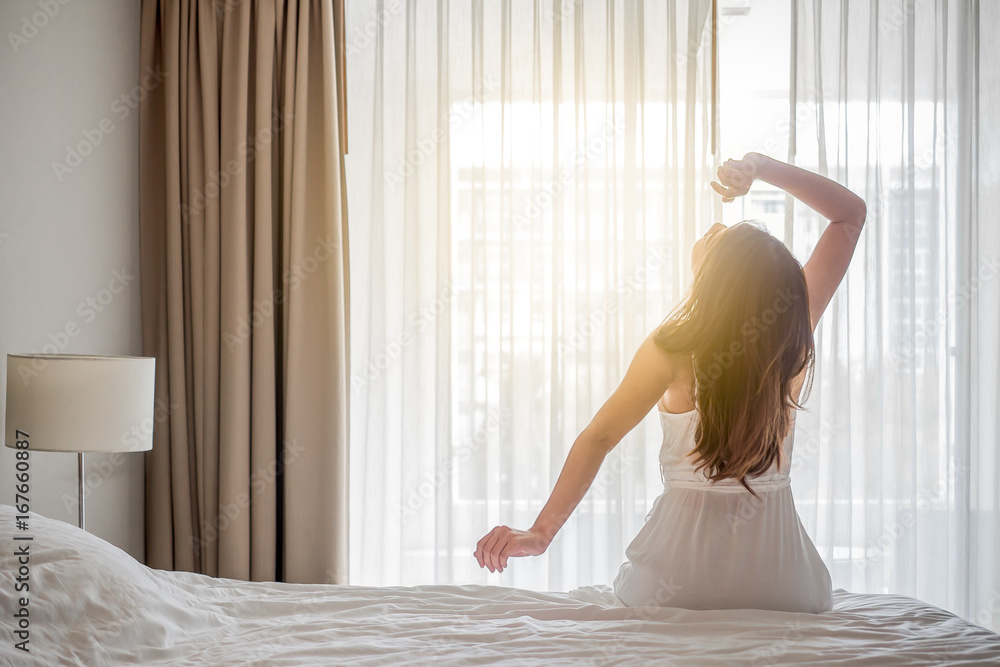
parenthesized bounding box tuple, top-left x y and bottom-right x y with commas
(0, 0, 145, 561)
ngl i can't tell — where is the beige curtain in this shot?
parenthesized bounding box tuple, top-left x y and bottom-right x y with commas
(138, 0, 349, 584)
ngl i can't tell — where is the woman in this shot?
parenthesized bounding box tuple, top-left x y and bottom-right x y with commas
(473, 152, 866, 613)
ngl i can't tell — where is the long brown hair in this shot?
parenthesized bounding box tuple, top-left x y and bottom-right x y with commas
(653, 221, 815, 496)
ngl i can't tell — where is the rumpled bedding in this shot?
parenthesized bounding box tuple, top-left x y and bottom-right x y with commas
(2, 504, 998, 666)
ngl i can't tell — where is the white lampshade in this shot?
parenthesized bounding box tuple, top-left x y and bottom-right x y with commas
(4, 354, 156, 453)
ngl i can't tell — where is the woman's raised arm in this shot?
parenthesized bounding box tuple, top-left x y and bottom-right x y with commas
(712, 152, 867, 332)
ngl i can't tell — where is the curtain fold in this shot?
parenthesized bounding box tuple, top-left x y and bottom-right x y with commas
(346, 0, 718, 590)
(788, 0, 1000, 631)
(139, 0, 349, 584)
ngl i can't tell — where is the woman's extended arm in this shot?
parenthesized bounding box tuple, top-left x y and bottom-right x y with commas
(473, 433, 607, 574)
(474, 332, 680, 573)
(712, 152, 867, 331)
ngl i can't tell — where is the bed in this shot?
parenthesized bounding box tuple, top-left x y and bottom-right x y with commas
(2, 504, 998, 666)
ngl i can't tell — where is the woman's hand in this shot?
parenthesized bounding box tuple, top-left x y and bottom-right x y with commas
(474, 525, 549, 573)
(710, 152, 767, 203)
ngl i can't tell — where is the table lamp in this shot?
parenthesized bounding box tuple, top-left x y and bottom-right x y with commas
(4, 354, 155, 530)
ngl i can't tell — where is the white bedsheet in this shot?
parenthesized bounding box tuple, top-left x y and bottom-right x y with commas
(2, 505, 998, 666)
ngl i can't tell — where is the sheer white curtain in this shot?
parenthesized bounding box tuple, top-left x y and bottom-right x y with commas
(345, 0, 718, 591)
(783, 0, 1000, 631)
(346, 0, 1000, 632)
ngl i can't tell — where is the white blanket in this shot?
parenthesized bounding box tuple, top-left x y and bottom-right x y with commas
(2, 504, 998, 666)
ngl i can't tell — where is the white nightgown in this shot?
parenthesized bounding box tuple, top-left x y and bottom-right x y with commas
(612, 408, 833, 613)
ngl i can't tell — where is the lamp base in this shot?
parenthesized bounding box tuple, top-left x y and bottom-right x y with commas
(78, 451, 85, 531)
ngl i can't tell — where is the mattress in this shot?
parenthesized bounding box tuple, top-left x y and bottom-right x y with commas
(2, 504, 998, 666)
